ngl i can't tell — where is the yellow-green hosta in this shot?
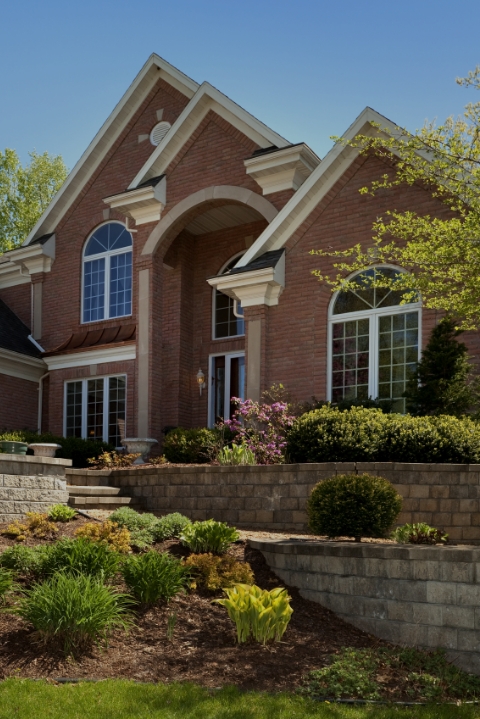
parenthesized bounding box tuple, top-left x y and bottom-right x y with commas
(215, 584, 293, 644)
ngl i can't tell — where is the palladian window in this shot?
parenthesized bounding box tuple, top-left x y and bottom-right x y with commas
(328, 266, 421, 413)
(213, 255, 244, 339)
(82, 222, 133, 323)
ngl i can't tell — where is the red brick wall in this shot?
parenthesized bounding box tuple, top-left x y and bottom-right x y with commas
(0, 284, 31, 329)
(0, 375, 38, 431)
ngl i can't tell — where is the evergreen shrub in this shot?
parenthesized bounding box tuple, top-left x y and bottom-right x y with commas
(287, 406, 480, 464)
(307, 473, 402, 540)
(162, 427, 221, 463)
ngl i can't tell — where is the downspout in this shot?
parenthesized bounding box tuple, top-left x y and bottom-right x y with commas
(37, 372, 49, 435)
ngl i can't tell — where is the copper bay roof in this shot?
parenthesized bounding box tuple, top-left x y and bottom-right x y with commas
(44, 324, 136, 356)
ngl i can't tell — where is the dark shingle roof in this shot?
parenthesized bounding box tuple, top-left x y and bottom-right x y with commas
(227, 249, 285, 275)
(0, 299, 41, 358)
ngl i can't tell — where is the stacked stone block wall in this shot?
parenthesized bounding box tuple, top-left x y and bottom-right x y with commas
(0, 455, 70, 522)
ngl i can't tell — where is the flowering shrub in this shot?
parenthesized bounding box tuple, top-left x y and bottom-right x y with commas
(220, 398, 295, 465)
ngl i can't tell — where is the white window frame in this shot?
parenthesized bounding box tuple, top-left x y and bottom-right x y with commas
(211, 252, 245, 341)
(81, 221, 133, 324)
(327, 266, 422, 403)
(207, 351, 245, 428)
(63, 374, 127, 444)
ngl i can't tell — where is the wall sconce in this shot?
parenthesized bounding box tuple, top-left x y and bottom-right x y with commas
(196, 368, 206, 396)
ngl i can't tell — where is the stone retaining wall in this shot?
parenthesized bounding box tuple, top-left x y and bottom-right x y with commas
(72, 461, 480, 543)
(249, 537, 480, 674)
(0, 454, 70, 522)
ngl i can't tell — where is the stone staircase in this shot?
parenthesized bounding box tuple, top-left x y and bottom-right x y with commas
(66, 468, 143, 511)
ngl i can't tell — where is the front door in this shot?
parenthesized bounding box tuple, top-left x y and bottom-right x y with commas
(209, 352, 245, 426)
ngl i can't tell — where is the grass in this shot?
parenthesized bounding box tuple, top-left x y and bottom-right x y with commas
(0, 680, 479, 719)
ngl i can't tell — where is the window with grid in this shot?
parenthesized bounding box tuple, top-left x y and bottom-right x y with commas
(329, 267, 421, 412)
(83, 222, 132, 323)
(214, 256, 244, 339)
(64, 375, 126, 445)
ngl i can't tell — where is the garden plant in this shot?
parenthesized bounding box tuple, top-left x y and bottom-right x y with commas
(122, 551, 189, 605)
(215, 584, 293, 644)
(180, 519, 239, 554)
(184, 553, 254, 591)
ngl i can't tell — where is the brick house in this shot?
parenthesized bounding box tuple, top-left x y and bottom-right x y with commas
(0, 54, 476, 444)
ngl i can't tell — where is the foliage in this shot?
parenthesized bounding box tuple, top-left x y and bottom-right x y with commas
(108, 508, 191, 548)
(217, 443, 256, 466)
(3, 512, 58, 542)
(184, 553, 254, 592)
(155, 513, 191, 541)
(0, 430, 111, 468)
(162, 427, 221, 464)
(307, 473, 402, 540)
(0, 567, 14, 603)
(180, 520, 239, 555)
(404, 318, 480, 416)
(13, 572, 133, 652)
(122, 551, 189, 605)
(215, 584, 293, 644)
(0, 545, 48, 577)
(0, 148, 68, 252)
(311, 67, 480, 331)
(87, 451, 140, 469)
(301, 646, 480, 702)
(47, 504, 76, 522)
(287, 405, 480, 464)
(393, 522, 449, 545)
(40, 538, 121, 580)
(262, 383, 325, 418)
(75, 521, 131, 553)
(219, 398, 295, 465)
(335, 396, 394, 413)
(149, 455, 168, 465)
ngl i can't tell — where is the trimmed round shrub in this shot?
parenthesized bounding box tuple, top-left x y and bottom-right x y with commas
(163, 427, 220, 463)
(307, 473, 402, 540)
(287, 406, 480, 464)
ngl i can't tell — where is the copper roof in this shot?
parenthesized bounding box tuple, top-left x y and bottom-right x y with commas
(44, 324, 136, 356)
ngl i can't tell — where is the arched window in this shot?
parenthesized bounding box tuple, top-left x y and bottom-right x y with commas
(82, 222, 133, 323)
(328, 266, 421, 413)
(213, 254, 245, 339)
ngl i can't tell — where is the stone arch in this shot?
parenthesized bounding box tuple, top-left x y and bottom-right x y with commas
(141, 185, 278, 257)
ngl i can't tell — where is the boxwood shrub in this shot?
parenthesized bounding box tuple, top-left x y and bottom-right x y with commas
(287, 407, 480, 464)
(163, 428, 221, 464)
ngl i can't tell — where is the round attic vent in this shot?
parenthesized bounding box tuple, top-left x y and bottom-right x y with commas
(150, 121, 171, 146)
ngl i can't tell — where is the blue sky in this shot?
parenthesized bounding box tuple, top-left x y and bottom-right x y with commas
(2, 0, 479, 169)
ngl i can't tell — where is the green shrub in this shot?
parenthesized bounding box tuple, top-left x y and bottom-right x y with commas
(184, 553, 254, 591)
(307, 473, 402, 540)
(215, 584, 293, 644)
(163, 427, 221, 463)
(180, 519, 239, 555)
(155, 512, 191, 541)
(0, 567, 14, 603)
(48, 504, 77, 522)
(0, 545, 48, 577)
(288, 406, 480, 464)
(109, 507, 158, 549)
(217, 443, 256, 466)
(14, 572, 133, 652)
(393, 522, 448, 545)
(40, 538, 121, 580)
(122, 551, 189, 604)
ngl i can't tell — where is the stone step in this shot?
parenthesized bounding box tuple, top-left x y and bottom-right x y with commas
(67, 485, 123, 496)
(68, 495, 143, 510)
(66, 469, 112, 487)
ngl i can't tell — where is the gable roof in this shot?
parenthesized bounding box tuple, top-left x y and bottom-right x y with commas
(0, 299, 41, 358)
(24, 55, 200, 246)
(234, 107, 402, 268)
(25, 55, 290, 245)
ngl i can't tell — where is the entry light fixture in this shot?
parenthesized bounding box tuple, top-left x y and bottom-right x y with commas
(196, 368, 206, 396)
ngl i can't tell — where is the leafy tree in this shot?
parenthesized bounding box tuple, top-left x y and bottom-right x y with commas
(311, 67, 480, 330)
(0, 148, 68, 252)
(404, 317, 480, 417)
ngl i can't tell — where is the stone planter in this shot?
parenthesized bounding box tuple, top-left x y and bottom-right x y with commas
(0, 441, 28, 455)
(28, 443, 62, 458)
(124, 438, 158, 464)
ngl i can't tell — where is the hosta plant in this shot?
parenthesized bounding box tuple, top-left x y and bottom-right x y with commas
(215, 584, 293, 644)
(14, 572, 133, 652)
(48, 504, 77, 522)
(217, 443, 256, 466)
(75, 521, 131, 553)
(184, 553, 254, 591)
(393, 523, 448, 545)
(40, 538, 121, 580)
(180, 520, 239, 555)
(122, 551, 189, 604)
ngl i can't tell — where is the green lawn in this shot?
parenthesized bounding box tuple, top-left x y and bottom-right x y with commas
(1, 680, 480, 719)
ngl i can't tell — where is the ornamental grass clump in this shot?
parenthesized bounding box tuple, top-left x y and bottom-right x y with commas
(40, 538, 121, 580)
(0, 567, 14, 603)
(180, 519, 239, 555)
(307, 473, 402, 541)
(393, 522, 448, 545)
(184, 553, 254, 591)
(122, 551, 189, 605)
(14, 572, 133, 652)
(215, 584, 293, 644)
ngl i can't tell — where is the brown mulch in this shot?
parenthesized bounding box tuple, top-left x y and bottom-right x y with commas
(0, 521, 388, 692)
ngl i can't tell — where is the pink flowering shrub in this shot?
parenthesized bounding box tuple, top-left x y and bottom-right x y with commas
(219, 398, 295, 465)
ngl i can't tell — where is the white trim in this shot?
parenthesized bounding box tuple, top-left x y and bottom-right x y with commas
(130, 83, 290, 188)
(28, 335, 45, 353)
(45, 344, 136, 371)
(244, 144, 320, 195)
(207, 351, 245, 428)
(24, 55, 199, 245)
(63, 373, 127, 443)
(0, 348, 47, 382)
(0, 235, 56, 288)
(207, 252, 285, 308)
(211, 252, 246, 341)
(103, 176, 166, 225)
